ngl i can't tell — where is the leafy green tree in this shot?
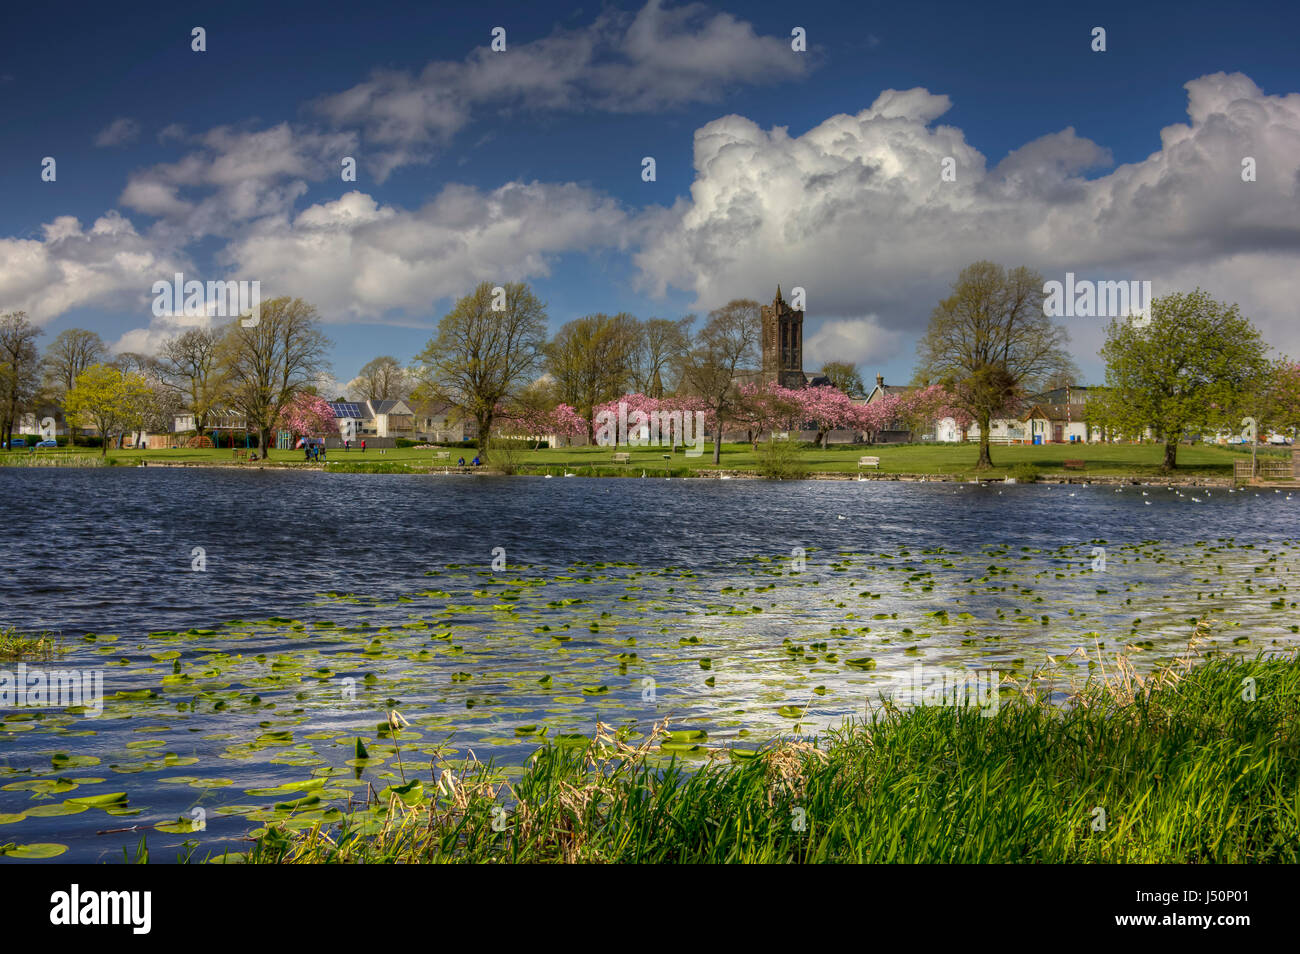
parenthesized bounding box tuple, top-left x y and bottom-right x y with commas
(63, 364, 153, 455)
(160, 327, 225, 439)
(352, 355, 408, 402)
(917, 262, 1076, 468)
(218, 297, 332, 454)
(0, 311, 43, 448)
(819, 361, 865, 396)
(411, 282, 548, 454)
(544, 313, 639, 441)
(1098, 289, 1269, 471)
(1257, 358, 1300, 439)
(632, 316, 694, 398)
(43, 328, 106, 398)
(677, 299, 761, 464)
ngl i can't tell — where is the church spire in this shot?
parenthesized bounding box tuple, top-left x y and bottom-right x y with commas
(775, 284, 783, 302)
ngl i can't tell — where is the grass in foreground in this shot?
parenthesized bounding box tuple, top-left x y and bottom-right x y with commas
(237, 651, 1300, 863)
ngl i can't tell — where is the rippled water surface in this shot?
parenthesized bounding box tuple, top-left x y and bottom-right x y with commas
(1, 469, 1297, 861)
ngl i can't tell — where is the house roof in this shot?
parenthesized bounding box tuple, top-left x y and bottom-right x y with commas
(366, 399, 413, 415)
(866, 383, 915, 403)
(1021, 403, 1078, 422)
(328, 401, 370, 420)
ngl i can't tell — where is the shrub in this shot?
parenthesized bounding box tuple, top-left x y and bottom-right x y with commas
(1012, 463, 1040, 483)
(754, 438, 809, 479)
(488, 438, 523, 475)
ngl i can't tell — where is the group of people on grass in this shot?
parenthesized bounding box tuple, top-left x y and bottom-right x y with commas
(298, 437, 368, 461)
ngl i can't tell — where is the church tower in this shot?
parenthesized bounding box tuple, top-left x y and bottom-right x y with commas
(761, 285, 805, 388)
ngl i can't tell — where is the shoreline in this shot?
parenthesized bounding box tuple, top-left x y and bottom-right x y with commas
(4, 456, 1290, 487)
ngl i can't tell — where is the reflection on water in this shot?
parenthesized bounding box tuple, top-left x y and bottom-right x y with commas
(0, 470, 1296, 861)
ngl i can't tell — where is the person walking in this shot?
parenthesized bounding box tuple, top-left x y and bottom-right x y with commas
(361, 439, 366, 452)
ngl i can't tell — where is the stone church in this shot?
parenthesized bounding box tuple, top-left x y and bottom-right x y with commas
(761, 285, 820, 388)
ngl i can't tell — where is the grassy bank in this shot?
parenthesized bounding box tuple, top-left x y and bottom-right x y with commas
(236, 653, 1300, 863)
(4, 441, 1291, 479)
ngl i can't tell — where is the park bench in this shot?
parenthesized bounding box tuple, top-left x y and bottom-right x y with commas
(232, 449, 247, 461)
(858, 456, 880, 470)
(612, 452, 631, 464)
(1063, 459, 1086, 470)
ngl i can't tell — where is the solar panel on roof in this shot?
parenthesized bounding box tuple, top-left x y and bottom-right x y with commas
(330, 402, 362, 418)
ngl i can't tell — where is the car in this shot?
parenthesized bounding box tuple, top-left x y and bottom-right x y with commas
(35, 439, 58, 448)
(7, 438, 26, 449)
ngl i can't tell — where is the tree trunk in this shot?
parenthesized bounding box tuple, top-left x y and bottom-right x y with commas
(477, 412, 492, 454)
(713, 427, 722, 465)
(976, 414, 993, 468)
(1162, 440, 1178, 472)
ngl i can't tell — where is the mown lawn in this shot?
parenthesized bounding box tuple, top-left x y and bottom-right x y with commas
(512, 440, 1287, 477)
(2, 440, 1289, 477)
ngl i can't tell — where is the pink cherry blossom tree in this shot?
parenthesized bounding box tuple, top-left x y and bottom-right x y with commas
(735, 383, 808, 448)
(853, 392, 902, 444)
(278, 393, 336, 443)
(899, 384, 973, 439)
(592, 392, 711, 447)
(799, 384, 862, 448)
(496, 401, 586, 448)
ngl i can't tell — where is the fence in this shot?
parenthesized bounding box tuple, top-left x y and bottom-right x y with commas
(1234, 454, 1297, 481)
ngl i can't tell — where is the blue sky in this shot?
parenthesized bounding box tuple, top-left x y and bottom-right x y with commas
(3, 0, 1299, 392)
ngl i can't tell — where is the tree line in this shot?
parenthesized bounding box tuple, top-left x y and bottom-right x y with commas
(0, 297, 330, 455)
(915, 262, 1300, 471)
(5, 264, 1294, 472)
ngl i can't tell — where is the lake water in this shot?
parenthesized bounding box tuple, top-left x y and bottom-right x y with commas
(1, 469, 1297, 861)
